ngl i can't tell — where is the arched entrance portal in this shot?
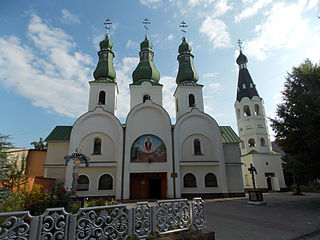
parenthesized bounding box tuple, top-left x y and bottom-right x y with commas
(130, 135, 167, 199)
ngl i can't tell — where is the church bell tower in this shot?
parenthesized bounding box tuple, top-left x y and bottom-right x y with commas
(234, 46, 272, 155)
(174, 37, 204, 120)
(89, 24, 118, 115)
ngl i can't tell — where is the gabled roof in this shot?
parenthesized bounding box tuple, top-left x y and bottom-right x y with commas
(45, 126, 73, 142)
(219, 126, 241, 143)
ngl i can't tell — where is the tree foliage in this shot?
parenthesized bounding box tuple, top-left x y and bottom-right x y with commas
(0, 134, 13, 159)
(271, 59, 320, 184)
(1, 154, 29, 192)
(31, 137, 47, 150)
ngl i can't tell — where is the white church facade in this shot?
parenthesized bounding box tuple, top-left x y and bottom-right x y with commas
(44, 32, 284, 200)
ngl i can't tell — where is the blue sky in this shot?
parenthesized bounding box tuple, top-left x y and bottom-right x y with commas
(0, 0, 319, 148)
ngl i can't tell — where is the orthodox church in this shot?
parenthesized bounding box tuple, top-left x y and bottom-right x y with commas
(44, 30, 281, 200)
(234, 50, 286, 191)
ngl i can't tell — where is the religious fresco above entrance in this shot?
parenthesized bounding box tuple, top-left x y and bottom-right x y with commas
(131, 135, 167, 162)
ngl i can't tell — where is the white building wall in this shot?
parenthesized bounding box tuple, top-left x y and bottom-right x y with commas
(241, 153, 286, 190)
(123, 100, 173, 199)
(75, 166, 117, 198)
(235, 96, 271, 155)
(174, 108, 228, 196)
(66, 107, 123, 199)
(174, 85, 204, 120)
(223, 143, 244, 193)
(180, 166, 222, 194)
(88, 82, 118, 115)
(44, 142, 69, 180)
(130, 81, 163, 109)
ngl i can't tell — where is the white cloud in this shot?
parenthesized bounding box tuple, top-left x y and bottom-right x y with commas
(305, 34, 320, 63)
(160, 76, 176, 120)
(0, 14, 93, 118)
(200, 17, 231, 50)
(214, 0, 233, 17)
(306, 0, 319, 10)
(235, 0, 272, 22)
(61, 9, 80, 24)
(114, 57, 139, 118)
(167, 34, 174, 41)
(203, 72, 219, 78)
(245, 1, 309, 60)
(140, 0, 162, 9)
(126, 40, 139, 49)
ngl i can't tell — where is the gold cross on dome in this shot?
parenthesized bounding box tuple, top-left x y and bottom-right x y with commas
(104, 18, 112, 35)
(179, 21, 188, 36)
(237, 39, 242, 51)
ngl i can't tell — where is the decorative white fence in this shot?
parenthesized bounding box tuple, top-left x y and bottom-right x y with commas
(0, 198, 204, 239)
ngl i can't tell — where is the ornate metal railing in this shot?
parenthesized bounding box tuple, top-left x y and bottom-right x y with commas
(0, 198, 205, 240)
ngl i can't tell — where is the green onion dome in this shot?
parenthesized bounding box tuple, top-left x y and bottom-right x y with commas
(176, 37, 199, 84)
(93, 35, 116, 82)
(132, 36, 160, 84)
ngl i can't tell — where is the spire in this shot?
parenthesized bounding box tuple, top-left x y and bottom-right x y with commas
(176, 37, 199, 85)
(236, 49, 259, 101)
(93, 19, 116, 82)
(132, 35, 160, 85)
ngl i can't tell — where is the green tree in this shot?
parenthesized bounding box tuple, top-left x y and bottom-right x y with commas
(0, 134, 13, 159)
(271, 59, 320, 184)
(31, 137, 47, 150)
(1, 154, 29, 192)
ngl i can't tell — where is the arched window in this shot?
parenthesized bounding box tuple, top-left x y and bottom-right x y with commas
(77, 175, 89, 191)
(93, 138, 101, 155)
(260, 138, 265, 146)
(98, 91, 106, 105)
(236, 108, 241, 119)
(143, 94, 150, 102)
(189, 94, 195, 107)
(248, 138, 256, 147)
(184, 173, 197, 187)
(205, 173, 218, 187)
(98, 174, 113, 190)
(242, 83, 246, 89)
(250, 83, 253, 88)
(254, 104, 260, 115)
(243, 105, 251, 116)
(193, 139, 202, 155)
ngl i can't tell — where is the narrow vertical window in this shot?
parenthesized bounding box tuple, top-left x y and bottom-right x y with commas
(260, 138, 265, 146)
(93, 138, 101, 155)
(143, 95, 150, 102)
(243, 105, 251, 116)
(189, 94, 195, 107)
(98, 91, 106, 105)
(194, 139, 201, 155)
(255, 104, 260, 115)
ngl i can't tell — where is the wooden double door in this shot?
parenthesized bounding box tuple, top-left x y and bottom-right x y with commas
(130, 172, 167, 199)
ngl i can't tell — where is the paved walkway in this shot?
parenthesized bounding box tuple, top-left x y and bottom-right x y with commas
(205, 192, 320, 240)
